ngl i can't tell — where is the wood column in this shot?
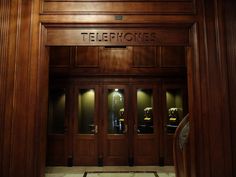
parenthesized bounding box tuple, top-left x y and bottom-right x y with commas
(224, 0, 236, 177)
(0, 0, 40, 177)
(192, 0, 233, 176)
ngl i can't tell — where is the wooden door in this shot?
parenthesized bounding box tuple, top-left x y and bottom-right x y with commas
(46, 85, 69, 166)
(73, 85, 99, 165)
(133, 83, 159, 165)
(103, 85, 129, 165)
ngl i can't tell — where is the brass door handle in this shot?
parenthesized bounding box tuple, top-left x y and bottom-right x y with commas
(123, 124, 128, 133)
(94, 125, 98, 134)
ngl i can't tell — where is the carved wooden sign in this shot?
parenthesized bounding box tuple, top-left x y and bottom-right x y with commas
(46, 28, 188, 46)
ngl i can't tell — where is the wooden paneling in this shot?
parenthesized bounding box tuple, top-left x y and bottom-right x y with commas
(104, 136, 129, 165)
(133, 46, 157, 67)
(49, 45, 187, 76)
(75, 46, 99, 67)
(74, 136, 98, 165)
(191, 0, 233, 177)
(164, 134, 174, 165)
(99, 46, 132, 72)
(42, 1, 195, 15)
(46, 27, 189, 46)
(46, 135, 67, 165)
(160, 46, 186, 67)
(0, 0, 41, 177)
(134, 136, 158, 165)
(0, 0, 10, 176)
(224, 1, 236, 177)
(49, 46, 71, 67)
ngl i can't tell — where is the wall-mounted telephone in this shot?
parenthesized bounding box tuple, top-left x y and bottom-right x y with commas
(166, 107, 181, 133)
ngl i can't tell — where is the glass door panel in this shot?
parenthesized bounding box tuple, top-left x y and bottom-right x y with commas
(137, 89, 153, 134)
(78, 89, 96, 134)
(108, 89, 125, 134)
(166, 89, 183, 133)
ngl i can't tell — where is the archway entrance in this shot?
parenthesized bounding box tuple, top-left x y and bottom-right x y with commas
(40, 25, 191, 167)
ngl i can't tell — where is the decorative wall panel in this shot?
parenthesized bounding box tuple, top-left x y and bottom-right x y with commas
(46, 27, 189, 46)
(42, 1, 195, 15)
(133, 46, 157, 67)
(160, 46, 186, 67)
(75, 46, 99, 67)
(49, 46, 71, 67)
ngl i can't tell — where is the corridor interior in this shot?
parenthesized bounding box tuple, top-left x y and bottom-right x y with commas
(46, 44, 187, 177)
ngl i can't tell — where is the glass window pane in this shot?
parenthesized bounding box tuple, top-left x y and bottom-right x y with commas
(108, 89, 125, 134)
(166, 89, 183, 133)
(137, 89, 153, 134)
(48, 88, 66, 134)
(78, 89, 95, 134)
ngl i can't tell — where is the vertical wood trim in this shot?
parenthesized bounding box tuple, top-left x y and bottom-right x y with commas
(9, 0, 36, 177)
(214, 1, 233, 176)
(26, 0, 41, 176)
(0, 0, 11, 175)
(196, 0, 233, 177)
(186, 45, 196, 177)
(37, 24, 49, 177)
(0, 0, 41, 177)
(223, 0, 236, 177)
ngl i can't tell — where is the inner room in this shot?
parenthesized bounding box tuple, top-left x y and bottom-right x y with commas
(46, 43, 188, 176)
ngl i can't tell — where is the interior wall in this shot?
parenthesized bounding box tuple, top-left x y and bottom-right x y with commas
(195, 0, 232, 176)
(224, 1, 236, 176)
(0, 0, 11, 175)
(0, 0, 40, 177)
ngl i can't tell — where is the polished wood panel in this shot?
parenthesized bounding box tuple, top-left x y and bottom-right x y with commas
(104, 136, 129, 165)
(164, 134, 174, 165)
(133, 46, 157, 67)
(134, 136, 158, 165)
(49, 45, 186, 77)
(0, 0, 11, 175)
(75, 46, 99, 67)
(160, 46, 186, 67)
(40, 15, 196, 24)
(192, 1, 232, 177)
(46, 135, 67, 165)
(74, 136, 98, 165)
(224, 1, 236, 177)
(46, 27, 189, 46)
(49, 46, 71, 67)
(99, 46, 132, 73)
(42, 1, 195, 15)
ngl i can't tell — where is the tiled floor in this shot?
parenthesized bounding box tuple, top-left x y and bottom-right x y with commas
(45, 166, 175, 177)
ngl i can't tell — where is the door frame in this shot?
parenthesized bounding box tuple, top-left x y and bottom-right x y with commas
(38, 22, 196, 174)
